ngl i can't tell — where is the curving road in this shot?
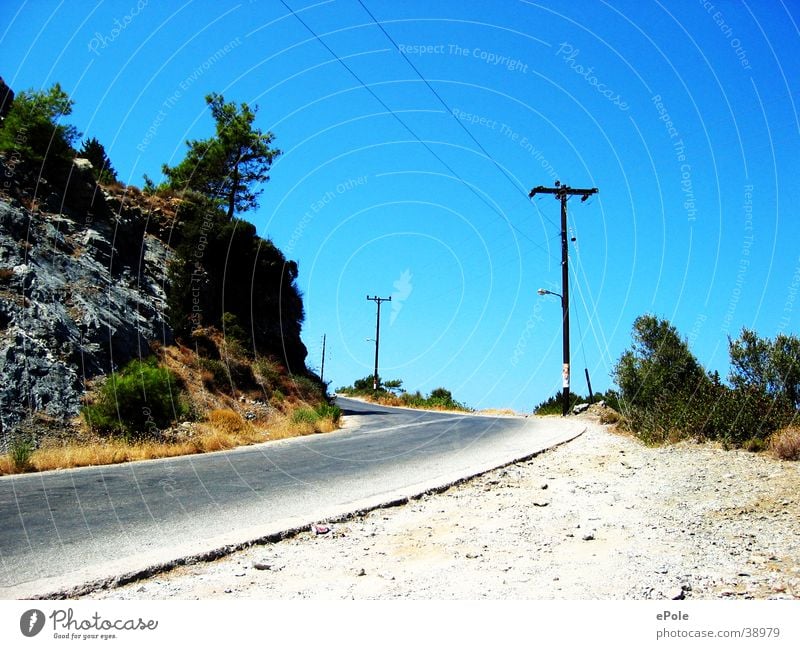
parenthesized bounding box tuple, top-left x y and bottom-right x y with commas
(0, 397, 586, 598)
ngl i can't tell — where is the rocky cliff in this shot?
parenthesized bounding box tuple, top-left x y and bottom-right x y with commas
(0, 159, 176, 443)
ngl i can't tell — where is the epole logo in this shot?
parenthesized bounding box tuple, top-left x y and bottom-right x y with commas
(20, 609, 45, 637)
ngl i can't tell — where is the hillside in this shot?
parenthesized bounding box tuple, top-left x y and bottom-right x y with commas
(0, 153, 329, 465)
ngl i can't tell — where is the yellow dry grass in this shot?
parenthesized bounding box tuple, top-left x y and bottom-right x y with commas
(770, 427, 800, 461)
(0, 408, 341, 476)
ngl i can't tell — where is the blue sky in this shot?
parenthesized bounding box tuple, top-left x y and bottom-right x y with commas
(2, 0, 798, 411)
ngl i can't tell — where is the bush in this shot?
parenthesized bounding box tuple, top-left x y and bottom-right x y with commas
(291, 408, 319, 425)
(315, 402, 341, 423)
(9, 437, 35, 471)
(206, 409, 249, 436)
(613, 315, 797, 446)
(770, 427, 800, 460)
(82, 358, 188, 440)
(535, 391, 587, 416)
(199, 358, 229, 390)
(255, 357, 282, 386)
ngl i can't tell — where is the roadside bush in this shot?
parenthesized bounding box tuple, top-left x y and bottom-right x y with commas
(82, 358, 188, 440)
(613, 315, 797, 447)
(770, 427, 800, 460)
(291, 408, 319, 425)
(9, 437, 35, 472)
(206, 408, 249, 436)
(535, 391, 587, 416)
(315, 402, 341, 423)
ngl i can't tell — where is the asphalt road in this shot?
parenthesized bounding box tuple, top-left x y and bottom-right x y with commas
(0, 397, 586, 598)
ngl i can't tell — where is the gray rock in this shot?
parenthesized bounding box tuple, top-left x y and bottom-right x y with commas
(0, 198, 173, 443)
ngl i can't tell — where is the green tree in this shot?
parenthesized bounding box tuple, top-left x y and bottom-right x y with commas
(78, 136, 118, 184)
(0, 82, 79, 170)
(613, 315, 711, 441)
(162, 93, 280, 220)
(729, 329, 800, 409)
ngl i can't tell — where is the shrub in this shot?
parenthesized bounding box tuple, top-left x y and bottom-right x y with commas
(255, 357, 282, 388)
(770, 427, 800, 460)
(199, 358, 229, 390)
(82, 358, 188, 440)
(206, 409, 249, 436)
(535, 391, 587, 416)
(315, 402, 341, 423)
(291, 408, 320, 425)
(9, 437, 35, 472)
(289, 374, 325, 401)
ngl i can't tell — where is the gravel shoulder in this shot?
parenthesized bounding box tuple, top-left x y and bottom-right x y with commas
(86, 414, 800, 600)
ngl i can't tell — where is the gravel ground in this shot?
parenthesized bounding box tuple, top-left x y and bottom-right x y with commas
(86, 415, 800, 600)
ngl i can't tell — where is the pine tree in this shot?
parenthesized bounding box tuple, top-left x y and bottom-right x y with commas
(162, 93, 280, 220)
(78, 136, 118, 184)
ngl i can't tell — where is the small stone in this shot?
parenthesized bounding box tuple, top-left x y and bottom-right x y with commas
(533, 501, 549, 507)
(465, 552, 481, 559)
(541, 484, 549, 490)
(582, 533, 595, 541)
(356, 568, 366, 577)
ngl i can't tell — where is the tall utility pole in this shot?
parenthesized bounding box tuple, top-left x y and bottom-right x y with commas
(366, 295, 391, 391)
(529, 181, 598, 416)
(320, 334, 326, 384)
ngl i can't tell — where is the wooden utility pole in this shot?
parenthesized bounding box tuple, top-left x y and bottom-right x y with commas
(529, 181, 598, 416)
(366, 295, 391, 391)
(320, 334, 326, 384)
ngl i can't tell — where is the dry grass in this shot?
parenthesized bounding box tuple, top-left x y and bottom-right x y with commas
(0, 408, 341, 476)
(770, 427, 800, 461)
(478, 408, 519, 417)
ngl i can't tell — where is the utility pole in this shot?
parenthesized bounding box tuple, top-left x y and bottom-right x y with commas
(366, 295, 391, 391)
(320, 334, 326, 384)
(530, 181, 598, 416)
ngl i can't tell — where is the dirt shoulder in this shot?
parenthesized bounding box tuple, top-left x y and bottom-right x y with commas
(86, 415, 800, 600)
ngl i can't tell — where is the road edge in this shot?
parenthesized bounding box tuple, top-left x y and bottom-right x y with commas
(16, 423, 588, 600)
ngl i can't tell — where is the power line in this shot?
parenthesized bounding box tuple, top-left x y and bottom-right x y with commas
(354, 0, 560, 235)
(279, 0, 556, 259)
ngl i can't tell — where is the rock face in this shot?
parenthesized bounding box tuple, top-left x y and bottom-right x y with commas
(0, 178, 173, 443)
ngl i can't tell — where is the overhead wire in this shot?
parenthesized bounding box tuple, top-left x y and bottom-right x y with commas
(354, 0, 561, 234)
(279, 0, 557, 261)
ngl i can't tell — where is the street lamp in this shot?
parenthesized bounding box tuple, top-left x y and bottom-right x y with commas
(537, 288, 562, 300)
